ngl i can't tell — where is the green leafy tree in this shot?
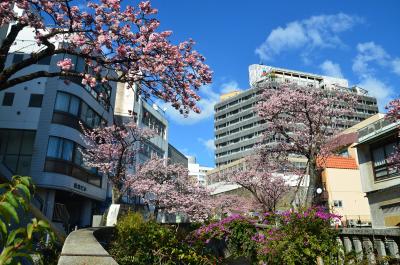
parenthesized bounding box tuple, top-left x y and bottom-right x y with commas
(0, 176, 52, 264)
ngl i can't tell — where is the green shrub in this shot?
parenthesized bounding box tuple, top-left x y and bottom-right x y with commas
(0, 176, 53, 264)
(109, 212, 215, 265)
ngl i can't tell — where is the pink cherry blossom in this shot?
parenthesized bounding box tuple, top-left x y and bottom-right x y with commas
(81, 119, 155, 203)
(0, 0, 212, 116)
(56, 58, 73, 71)
(126, 156, 214, 222)
(257, 82, 357, 206)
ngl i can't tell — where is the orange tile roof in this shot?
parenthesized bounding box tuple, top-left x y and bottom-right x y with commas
(317, 156, 358, 170)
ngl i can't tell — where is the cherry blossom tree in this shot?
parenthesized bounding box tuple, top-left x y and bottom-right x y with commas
(257, 82, 356, 206)
(386, 98, 400, 121)
(386, 98, 400, 170)
(224, 150, 291, 212)
(0, 0, 212, 114)
(126, 156, 212, 222)
(81, 120, 155, 203)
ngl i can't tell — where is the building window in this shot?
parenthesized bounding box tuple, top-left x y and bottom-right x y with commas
(142, 108, 166, 137)
(0, 129, 35, 175)
(45, 136, 101, 187)
(12, 53, 24, 64)
(47, 137, 74, 161)
(141, 141, 164, 158)
(28, 94, 43, 108)
(37, 56, 51, 65)
(333, 200, 343, 208)
(371, 139, 398, 180)
(2, 92, 15, 106)
(53, 91, 105, 129)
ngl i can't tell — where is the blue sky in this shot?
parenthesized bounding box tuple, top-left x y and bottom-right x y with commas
(150, 0, 400, 167)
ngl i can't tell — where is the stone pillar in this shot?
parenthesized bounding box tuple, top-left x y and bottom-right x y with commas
(385, 238, 400, 259)
(352, 236, 363, 261)
(362, 237, 376, 264)
(343, 236, 353, 253)
(373, 238, 387, 259)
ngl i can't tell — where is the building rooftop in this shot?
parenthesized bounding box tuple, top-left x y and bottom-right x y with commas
(318, 156, 358, 170)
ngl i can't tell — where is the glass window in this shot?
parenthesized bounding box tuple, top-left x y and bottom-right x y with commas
(75, 57, 86, 72)
(20, 131, 35, 155)
(62, 140, 74, 161)
(86, 108, 94, 127)
(372, 148, 385, 167)
(73, 147, 83, 166)
(16, 156, 31, 175)
(28, 94, 43, 108)
(2, 92, 15, 106)
(0, 129, 35, 175)
(371, 140, 399, 180)
(37, 56, 51, 65)
(55, 92, 70, 112)
(47, 137, 63, 158)
(69, 95, 80, 116)
(80, 102, 88, 121)
(3, 155, 18, 172)
(12, 53, 24, 64)
(6, 131, 22, 154)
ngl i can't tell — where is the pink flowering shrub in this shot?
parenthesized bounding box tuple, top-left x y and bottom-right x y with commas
(191, 207, 342, 264)
(257, 207, 342, 264)
(192, 214, 258, 262)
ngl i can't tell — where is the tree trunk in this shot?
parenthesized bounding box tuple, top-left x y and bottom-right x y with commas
(111, 187, 122, 204)
(305, 159, 319, 207)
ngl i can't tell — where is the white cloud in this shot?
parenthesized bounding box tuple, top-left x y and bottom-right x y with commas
(351, 41, 399, 110)
(319, 60, 344, 78)
(198, 138, 215, 153)
(392, 58, 400, 76)
(352, 42, 390, 77)
(357, 77, 394, 111)
(255, 13, 362, 61)
(163, 85, 219, 125)
(220, 80, 242, 94)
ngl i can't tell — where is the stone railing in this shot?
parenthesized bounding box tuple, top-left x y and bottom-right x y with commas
(337, 228, 400, 263)
(57, 227, 117, 265)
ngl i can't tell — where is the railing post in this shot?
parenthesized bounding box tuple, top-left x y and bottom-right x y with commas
(343, 236, 353, 253)
(352, 236, 363, 262)
(362, 236, 376, 264)
(373, 237, 387, 263)
(385, 238, 400, 259)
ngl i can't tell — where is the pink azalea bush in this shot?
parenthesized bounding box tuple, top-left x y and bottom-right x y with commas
(191, 207, 342, 264)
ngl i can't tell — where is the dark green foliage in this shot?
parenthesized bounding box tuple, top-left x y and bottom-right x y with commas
(0, 176, 53, 264)
(34, 237, 62, 265)
(109, 212, 216, 265)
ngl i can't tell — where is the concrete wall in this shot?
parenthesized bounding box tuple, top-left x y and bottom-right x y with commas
(323, 168, 371, 222)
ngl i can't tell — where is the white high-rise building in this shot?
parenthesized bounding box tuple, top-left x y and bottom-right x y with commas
(187, 156, 213, 185)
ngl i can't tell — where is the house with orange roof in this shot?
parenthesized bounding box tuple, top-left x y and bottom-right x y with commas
(319, 155, 371, 225)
